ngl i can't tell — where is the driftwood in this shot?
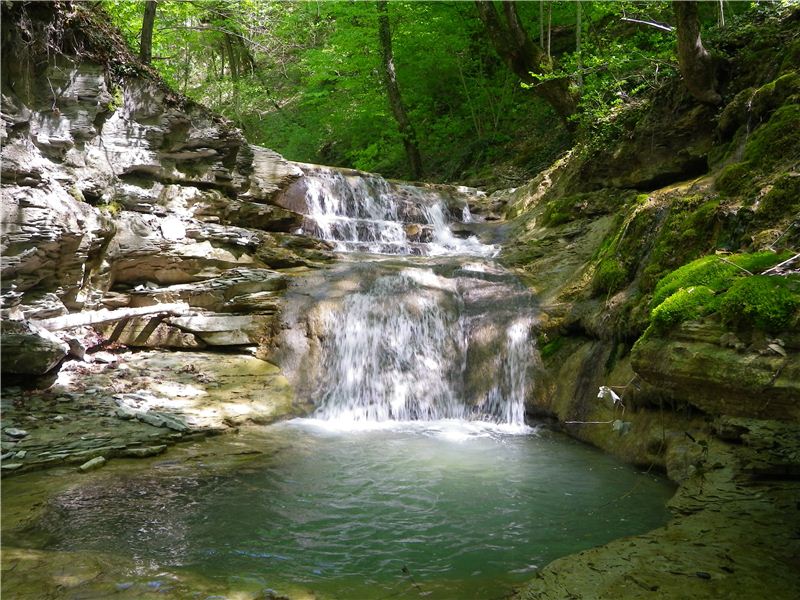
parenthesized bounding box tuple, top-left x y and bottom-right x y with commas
(33, 303, 191, 331)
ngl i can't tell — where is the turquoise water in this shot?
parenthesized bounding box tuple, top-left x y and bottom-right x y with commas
(25, 420, 674, 599)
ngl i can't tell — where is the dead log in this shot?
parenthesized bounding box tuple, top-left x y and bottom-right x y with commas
(33, 303, 191, 332)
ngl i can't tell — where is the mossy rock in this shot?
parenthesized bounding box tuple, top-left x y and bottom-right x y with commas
(640, 197, 721, 291)
(538, 335, 565, 361)
(651, 285, 717, 333)
(780, 39, 800, 74)
(593, 257, 629, 295)
(652, 251, 790, 308)
(541, 189, 627, 227)
(749, 71, 800, 124)
(744, 104, 800, 167)
(716, 161, 754, 197)
(718, 87, 755, 139)
(755, 172, 800, 223)
(719, 275, 800, 332)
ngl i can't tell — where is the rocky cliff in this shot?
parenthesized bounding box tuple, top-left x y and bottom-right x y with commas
(1, 1, 333, 377)
(492, 5, 800, 598)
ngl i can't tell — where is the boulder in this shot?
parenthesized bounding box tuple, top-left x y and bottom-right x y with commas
(632, 321, 800, 421)
(0, 319, 69, 375)
(168, 314, 273, 346)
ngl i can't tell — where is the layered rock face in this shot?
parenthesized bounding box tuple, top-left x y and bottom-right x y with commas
(0, 2, 331, 378)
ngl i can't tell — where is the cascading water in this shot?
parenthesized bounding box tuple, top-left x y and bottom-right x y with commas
(281, 165, 536, 428)
(300, 167, 495, 257)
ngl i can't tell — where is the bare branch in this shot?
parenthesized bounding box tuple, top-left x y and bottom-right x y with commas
(620, 17, 674, 33)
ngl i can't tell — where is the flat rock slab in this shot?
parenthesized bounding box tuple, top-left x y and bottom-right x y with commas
(0, 349, 297, 477)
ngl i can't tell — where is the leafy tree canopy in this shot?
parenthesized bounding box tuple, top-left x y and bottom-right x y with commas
(103, 0, 755, 184)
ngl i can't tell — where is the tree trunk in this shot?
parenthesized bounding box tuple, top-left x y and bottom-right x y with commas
(139, 0, 157, 64)
(673, 0, 721, 105)
(474, 0, 577, 125)
(224, 33, 239, 80)
(376, 0, 423, 180)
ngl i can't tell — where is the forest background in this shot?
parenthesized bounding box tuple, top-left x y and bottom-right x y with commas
(104, 0, 753, 186)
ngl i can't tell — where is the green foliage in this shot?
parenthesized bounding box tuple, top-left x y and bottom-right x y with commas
(651, 285, 717, 332)
(98, 0, 787, 183)
(719, 275, 800, 332)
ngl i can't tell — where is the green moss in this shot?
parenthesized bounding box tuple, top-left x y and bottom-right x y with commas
(743, 104, 800, 167)
(103, 85, 124, 113)
(98, 200, 122, 216)
(594, 257, 629, 295)
(750, 71, 800, 121)
(539, 336, 565, 360)
(68, 186, 85, 203)
(756, 173, 800, 222)
(651, 285, 717, 333)
(716, 162, 753, 197)
(541, 190, 628, 227)
(719, 275, 800, 332)
(545, 210, 572, 226)
(780, 40, 800, 74)
(640, 198, 721, 291)
(652, 251, 789, 308)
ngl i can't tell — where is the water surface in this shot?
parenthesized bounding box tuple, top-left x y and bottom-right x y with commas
(15, 420, 674, 599)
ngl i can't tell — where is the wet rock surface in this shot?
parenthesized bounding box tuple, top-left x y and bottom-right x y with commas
(513, 434, 800, 600)
(0, 349, 298, 478)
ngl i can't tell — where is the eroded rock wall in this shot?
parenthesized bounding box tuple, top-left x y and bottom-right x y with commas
(0, 2, 331, 378)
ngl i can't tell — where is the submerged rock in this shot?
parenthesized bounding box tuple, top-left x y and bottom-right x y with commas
(78, 456, 106, 472)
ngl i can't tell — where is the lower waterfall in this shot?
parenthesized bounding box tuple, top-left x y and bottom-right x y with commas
(312, 267, 533, 426)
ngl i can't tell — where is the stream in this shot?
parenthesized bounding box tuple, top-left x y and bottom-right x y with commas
(1, 166, 674, 600)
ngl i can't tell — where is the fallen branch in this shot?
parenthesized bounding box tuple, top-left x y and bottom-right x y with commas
(761, 252, 800, 275)
(620, 17, 674, 32)
(33, 303, 191, 331)
(716, 255, 753, 276)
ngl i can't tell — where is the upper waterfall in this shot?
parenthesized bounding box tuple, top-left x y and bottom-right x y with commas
(285, 165, 496, 257)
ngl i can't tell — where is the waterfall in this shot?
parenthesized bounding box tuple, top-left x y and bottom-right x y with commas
(300, 167, 495, 257)
(310, 266, 533, 427)
(279, 164, 535, 427)
(314, 269, 467, 422)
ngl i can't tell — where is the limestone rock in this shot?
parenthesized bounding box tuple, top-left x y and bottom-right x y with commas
(168, 314, 273, 346)
(0, 319, 69, 375)
(126, 267, 286, 313)
(78, 456, 106, 472)
(99, 317, 205, 349)
(632, 321, 800, 421)
(3, 428, 29, 439)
